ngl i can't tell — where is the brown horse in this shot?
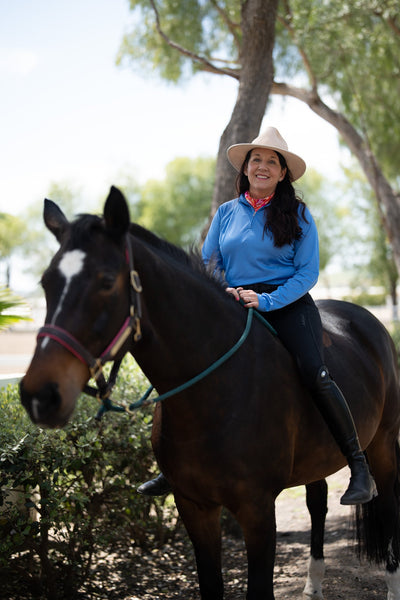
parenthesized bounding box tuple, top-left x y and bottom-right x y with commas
(20, 187, 400, 599)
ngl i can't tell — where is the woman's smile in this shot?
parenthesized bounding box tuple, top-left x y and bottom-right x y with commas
(245, 148, 286, 198)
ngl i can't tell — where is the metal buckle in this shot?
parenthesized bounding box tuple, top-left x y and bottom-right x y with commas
(130, 270, 143, 293)
(90, 359, 104, 381)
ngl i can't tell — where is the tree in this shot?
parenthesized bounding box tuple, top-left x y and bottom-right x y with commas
(339, 164, 399, 318)
(299, 169, 339, 273)
(118, 0, 400, 272)
(125, 156, 215, 247)
(20, 182, 85, 283)
(0, 213, 26, 288)
(118, 0, 279, 226)
(272, 0, 400, 272)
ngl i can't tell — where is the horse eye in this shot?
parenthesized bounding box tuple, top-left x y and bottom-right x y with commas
(99, 273, 116, 291)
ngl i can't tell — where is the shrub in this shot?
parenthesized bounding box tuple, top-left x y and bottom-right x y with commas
(342, 291, 387, 306)
(0, 357, 179, 599)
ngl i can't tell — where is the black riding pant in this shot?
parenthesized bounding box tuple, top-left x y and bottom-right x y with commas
(241, 284, 325, 388)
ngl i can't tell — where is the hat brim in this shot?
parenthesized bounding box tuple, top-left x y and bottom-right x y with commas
(227, 143, 306, 181)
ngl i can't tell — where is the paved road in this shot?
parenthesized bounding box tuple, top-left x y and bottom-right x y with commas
(0, 330, 37, 378)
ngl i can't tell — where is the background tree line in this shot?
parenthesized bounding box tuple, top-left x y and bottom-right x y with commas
(1, 0, 398, 311)
(118, 0, 400, 270)
(1, 156, 396, 312)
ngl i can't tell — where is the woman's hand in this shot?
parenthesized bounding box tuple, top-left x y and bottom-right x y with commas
(226, 287, 259, 309)
(225, 287, 240, 301)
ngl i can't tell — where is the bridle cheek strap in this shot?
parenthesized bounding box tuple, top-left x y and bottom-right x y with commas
(36, 234, 142, 400)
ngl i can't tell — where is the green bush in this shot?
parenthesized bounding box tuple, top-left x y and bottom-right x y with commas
(342, 291, 387, 306)
(0, 357, 179, 599)
(389, 322, 400, 366)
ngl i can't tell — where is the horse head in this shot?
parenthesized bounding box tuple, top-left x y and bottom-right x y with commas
(20, 186, 137, 428)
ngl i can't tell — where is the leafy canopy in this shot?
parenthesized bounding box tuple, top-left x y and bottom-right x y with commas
(118, 0, 241, 82)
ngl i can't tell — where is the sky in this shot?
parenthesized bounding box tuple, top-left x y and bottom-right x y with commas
(0, 0, 345, 291)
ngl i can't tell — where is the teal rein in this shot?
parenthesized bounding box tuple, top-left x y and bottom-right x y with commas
(95, 305, 277, 420)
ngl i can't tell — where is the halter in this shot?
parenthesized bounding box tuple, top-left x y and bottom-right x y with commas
(37, 233, 278, 418)
(37, 234, 143, 401)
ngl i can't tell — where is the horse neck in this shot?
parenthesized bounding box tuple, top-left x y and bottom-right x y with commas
(130, 235, 245, 392)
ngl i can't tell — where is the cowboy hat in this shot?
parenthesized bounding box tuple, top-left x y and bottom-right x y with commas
(227, 126, 306, 181)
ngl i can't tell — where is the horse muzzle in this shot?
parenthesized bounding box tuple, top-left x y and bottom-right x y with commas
(20, 379, 73, 428)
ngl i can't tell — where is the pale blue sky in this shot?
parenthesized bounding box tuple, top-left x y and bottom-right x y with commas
(0, 0, 344, 222)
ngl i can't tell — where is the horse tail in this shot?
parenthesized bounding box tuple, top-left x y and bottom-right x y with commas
(354, 440, 400, 565)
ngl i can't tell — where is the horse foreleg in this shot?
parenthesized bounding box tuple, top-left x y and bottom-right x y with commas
(303, 480, 328, 599)
(235, 495, 277, 600)
(174, 494, 223, 600)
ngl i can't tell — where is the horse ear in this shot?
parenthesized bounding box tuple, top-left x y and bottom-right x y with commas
(43, 199, 70, 242)
(104, 186, 130, 238)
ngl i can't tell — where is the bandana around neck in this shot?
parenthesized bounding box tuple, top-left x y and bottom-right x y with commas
(244, 191, 274, 212)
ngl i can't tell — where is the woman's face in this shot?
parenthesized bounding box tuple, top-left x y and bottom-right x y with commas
(244, 149, 287, 198)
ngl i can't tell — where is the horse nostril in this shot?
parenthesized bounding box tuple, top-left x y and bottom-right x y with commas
(20, 380, 62, 427)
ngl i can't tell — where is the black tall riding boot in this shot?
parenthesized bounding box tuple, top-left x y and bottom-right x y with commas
(313, 366, 377, 505)
(137, 473, 172, 496)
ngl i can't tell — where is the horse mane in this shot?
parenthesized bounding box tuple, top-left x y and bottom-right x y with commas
(67, 214, 228, 299)
(129, 222, 227, 295)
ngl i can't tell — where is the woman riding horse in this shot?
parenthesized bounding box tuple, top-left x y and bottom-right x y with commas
(138, 126, 377, 506)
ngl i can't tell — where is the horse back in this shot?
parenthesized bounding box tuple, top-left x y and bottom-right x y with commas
(317, 299, 400, 427)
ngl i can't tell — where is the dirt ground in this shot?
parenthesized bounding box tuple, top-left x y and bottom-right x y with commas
(80, 469, 385, 600)
(1, 469, 387, 600)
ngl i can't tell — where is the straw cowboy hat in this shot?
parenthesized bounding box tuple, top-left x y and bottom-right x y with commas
(227, 126, 306, 181)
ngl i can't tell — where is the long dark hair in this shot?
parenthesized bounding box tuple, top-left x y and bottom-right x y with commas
(236, 150, 307, 247)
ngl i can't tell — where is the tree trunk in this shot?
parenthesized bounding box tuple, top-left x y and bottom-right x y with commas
(272, 82, 400, 276)
(203, 0, 279, 239)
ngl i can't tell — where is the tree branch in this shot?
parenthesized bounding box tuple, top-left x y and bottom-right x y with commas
(387, 16, 400, 37)
(209, 0, 241, 53)
(373, 8, 400, 37)
(148, 0, 240, 78)
(277, 3, 318, 91)
(271, 80, 400, 261)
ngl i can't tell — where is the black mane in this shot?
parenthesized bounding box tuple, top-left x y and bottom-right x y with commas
(130, 222, 226, 293)
(67, 214, 227, 298)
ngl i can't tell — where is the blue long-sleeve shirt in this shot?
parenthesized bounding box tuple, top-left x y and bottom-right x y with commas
(202, 194, 319, 312)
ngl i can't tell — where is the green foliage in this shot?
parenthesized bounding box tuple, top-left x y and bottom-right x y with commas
(277, 0, 400, 181)
(342, 291, 387, 306)
(118, 0, 240, 82)
(131, 156, 215, 247)
(0, 213, 26, 261)
(20, 181, 87, 283)
(390, 322, 400, 367)
(0, 357, 178, 599)
(0, 287, 31, 331)
(299, 168, 341, 272)
(337, 163, 398, 298)
(0, 213, 27, 287)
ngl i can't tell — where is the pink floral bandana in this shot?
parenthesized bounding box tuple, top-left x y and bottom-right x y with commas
(245, 191, 274, 212)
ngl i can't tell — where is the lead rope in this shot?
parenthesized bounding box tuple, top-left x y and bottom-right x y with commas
(95, 303, 277, 420)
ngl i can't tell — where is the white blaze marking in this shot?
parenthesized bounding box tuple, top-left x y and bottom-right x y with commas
(41, 249, 86, 349)
(386, 567, 400, 600)
(303, 556, 325, 599)
(31, 397, 40, 422)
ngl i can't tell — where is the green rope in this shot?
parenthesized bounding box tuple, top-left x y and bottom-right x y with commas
(95, 304, 277, 419)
